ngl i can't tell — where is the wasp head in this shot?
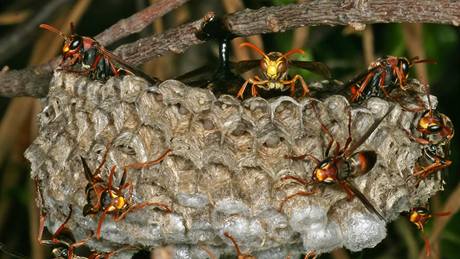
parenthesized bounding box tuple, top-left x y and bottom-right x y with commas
(39, 23, 83, 61)
(408, 207, 431, 231)
(259, 52, 288, 80)
(417, 111, 454, 144)
(397, 57, 411, 79)
(240, 42, 305, 81)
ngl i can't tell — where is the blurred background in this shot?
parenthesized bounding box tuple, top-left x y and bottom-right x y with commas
(0, 0, 459, 258)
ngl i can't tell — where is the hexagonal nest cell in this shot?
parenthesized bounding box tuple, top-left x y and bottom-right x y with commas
(25, 72, 446, 258)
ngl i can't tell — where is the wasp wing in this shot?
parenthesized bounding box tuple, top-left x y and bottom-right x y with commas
(341, 180, 385, 221)
(95, 43, 160, 85)
(80, 156, 94, 182)
(344, 104, 395, 158)
(289, 60, 332, 79)
(231, 60, 260, 74)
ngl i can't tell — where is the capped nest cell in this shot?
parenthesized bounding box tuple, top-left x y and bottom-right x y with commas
(25, 72, 445, 258)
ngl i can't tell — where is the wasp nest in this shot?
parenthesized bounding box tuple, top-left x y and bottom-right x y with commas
(25, 72, 444, 258)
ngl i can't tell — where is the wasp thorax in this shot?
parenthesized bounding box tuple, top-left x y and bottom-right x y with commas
(314, 159, 338, 184)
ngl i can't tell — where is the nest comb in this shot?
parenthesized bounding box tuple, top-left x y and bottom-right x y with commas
(25, 72, 444, 258)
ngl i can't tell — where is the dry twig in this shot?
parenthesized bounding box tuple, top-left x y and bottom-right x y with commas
(1, 0, 459, 98)
(95, 0, 190, 46)
(0, 0, 71, 65)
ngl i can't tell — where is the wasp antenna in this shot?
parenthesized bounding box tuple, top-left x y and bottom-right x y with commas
(39, 24, 67, 39)
(433, 211, 451, 217)
(70, 22, 75, 34)
(282, 48, 305, 59)
(240, 42, 268, 59)
(424, 84, 434, 115)
(413, 58, 437, 65)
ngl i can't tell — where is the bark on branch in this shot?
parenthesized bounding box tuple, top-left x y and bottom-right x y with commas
(1, 0, 459, 98)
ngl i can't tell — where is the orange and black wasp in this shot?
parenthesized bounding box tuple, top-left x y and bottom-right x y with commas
(39, 23, 158, 84)
(279, 103, 394, 221)
(344, 56, 434, 110)
(403, 207, 450, 256)
(404, 88, 454, 185)
(37, 205, 93, 259)
(81, 144, 172, 239)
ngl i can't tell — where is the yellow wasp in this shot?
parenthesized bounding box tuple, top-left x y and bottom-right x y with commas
(236, 42, 331, 99)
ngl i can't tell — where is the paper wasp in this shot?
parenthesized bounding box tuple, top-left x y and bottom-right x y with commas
(177, 35, 330, 97)
(39, 23, 158, 84)
(37, 205, 92, 259)
(235, 42, 331, 99)
(81, 144, 172, 239)
(279, 103, 394, 221)
(344, 56, 434, 110)
(403, 207, 450, 256)
(405, 90, 454, 185)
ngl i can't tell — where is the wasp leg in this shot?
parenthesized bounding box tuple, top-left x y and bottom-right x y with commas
(107, 165, 117, 191)
(285, 153, 321, 164)
(50, 205, 73, 244)
(312, 102, 337, 156)
(403, 128, 431, 145)
(423, 235, 431, 257)
(351, 71, 374, 102)
(282, 74, 309, 97)
(237, 79, 250, 99)
(96, 210, 108, 240)
(94, 142, 112, 177)
(304, 250, 318, 259)
(413, 158, 452, 184)
(343, 107, 353, 152)
(281, 175, 311, 186)
(339, 181, 355, 201)
(252, 76, 268, 97)
(115, 201, 172, 222)
(278, 190, 317, 211)
(67, 233, 93, 258)
(121, 149, 172, 187)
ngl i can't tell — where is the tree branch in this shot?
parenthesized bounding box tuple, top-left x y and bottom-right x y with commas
(0, 0, 71, 66)
(94, 0, 190, 46)
(1, 0, 459, 98)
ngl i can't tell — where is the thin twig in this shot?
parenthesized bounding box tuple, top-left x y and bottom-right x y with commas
(402, 24, 429, 84)
(362, 25, 375, 66)
(94, 0, 190, 46)
(1, 0, 460, 98)
(0, 0, 71, 65)
(423, 182, 460, 257)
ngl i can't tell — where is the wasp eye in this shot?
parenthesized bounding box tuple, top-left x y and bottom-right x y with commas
(260, 59, 268, 71)
(70, 37, 82, 50)
(399, 59, 410, 74)
(277, 61, 287, 73)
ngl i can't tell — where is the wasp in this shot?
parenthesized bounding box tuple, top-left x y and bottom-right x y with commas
(81, 145, 172, 239)
(345, 56, 434, 110)
(405, 95, 454, 185)
(279, 103, 394, 221)
(236, 42, 331, 99)
(37, 205, 93, 259)
(403, 207, 450, 256)
(39, 23, 158, 84)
